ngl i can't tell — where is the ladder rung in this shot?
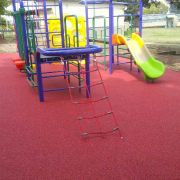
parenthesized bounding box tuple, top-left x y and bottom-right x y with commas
(81, 127, 119, 137)
(69, 81, 104, 90)
(44, 87, 67, 92)
(94, 96, 109, 102)
(90, 81, 103, 87)
(72, 96, 109, 105)
(77, 111, 113, 120)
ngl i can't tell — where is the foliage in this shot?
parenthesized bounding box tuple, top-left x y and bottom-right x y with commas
(115, 0, 158, 7)
(0, 16, 6, 27)
(144, 3, 168, 14)
(0, 16, 13, 31)
(167, 0, 180, 9)
(0, 1, 10, 15)
(143, 0, 152, 7)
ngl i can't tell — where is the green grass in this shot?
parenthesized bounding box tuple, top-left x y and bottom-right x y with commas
(142, 27, 180, 44)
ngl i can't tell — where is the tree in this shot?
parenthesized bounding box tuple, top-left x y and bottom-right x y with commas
(0, 1, 10, 15)
(143, 0, 151, 7)
(144, 3, 168, 14)
(167, 0, 180, 9)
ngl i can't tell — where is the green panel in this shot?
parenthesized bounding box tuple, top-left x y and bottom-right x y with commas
(13, 12, 25, 60)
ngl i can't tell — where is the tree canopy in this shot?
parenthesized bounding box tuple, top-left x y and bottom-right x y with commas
(0, 1, 10, 15)
(167, 0, 180, 9)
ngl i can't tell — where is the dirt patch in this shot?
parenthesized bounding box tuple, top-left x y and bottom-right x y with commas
(147, 43, 180, 71)
(0, 37, 16, 53)
(0, 43, 17, 53)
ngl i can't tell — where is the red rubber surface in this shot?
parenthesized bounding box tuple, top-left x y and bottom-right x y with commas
(0, 53, 180, 179)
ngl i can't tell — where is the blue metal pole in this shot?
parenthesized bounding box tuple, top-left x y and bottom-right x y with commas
(36, 52, 44, 102)
(12, 0, 16, 14)
(59, 0, 65, 48)
(84, 0, 90, 46)
(109, 0, 114, 74)
(85, 54, 90, 97)
(43, 0, 50, 48)
(139, 0, 143, 36)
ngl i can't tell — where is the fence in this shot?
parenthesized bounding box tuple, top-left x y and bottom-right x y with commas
(142, 14, 180, 28)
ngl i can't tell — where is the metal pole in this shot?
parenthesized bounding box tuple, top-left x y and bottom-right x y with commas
(85, 54, 90, 97)
(59, 0, 65, 48)
(139, 0, 143, 36)
(36, 51, 44, 102)
(109, 0, 114, 74)
(43, 0, 50, 48)
(84, 0, 89, 46)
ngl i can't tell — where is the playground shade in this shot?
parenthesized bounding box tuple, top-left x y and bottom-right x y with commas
(112, 33, 165, 80)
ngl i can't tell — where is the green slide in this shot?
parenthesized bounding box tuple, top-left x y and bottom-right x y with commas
(113, 33, 166, 80)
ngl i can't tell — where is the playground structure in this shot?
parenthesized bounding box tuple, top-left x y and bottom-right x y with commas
(82, 0, 165, 79)
(12, 0, 87, 87)
(12, 0, 165, 82)
(12, 0, 122, 137)
(10, 0, 166, 137)
(81, 0, 143, 73)
(11, 0, 165, 99)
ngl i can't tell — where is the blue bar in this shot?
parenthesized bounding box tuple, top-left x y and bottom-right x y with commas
(43, 0, 50, 48)
(44, 88, 67, 92)
(109, 0, 114, 74)
(59, 0, 65, 48)
(85, 54, 90, 97)
(139, 0, 143, 36)
(84, 0, 89, 46)
(80, 0, 109, 4)
(42, 74, 66, 79)
(36, 52, 44, 102)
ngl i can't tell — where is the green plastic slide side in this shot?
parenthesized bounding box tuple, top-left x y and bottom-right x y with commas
(136, 57, 165, 79)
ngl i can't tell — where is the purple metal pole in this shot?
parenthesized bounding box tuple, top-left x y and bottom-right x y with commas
(109, 0, 114, 74)
(43, 0, 50, 48)
(59, 0, 65, 48)
(84, 0, 91, 96)
(84, 0, 90, 46)
(12, 0, 16, 15)
(36, 52, 44, 102)
(139, 0, 143, 36)
(85, 54, 90, 97)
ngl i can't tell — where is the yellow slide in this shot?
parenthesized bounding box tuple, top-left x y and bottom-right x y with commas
(112, 33, 165, 80)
